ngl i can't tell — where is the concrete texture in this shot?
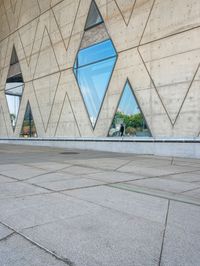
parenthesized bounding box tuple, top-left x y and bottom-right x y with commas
(0, 0, 200, 139)
(0, 144, 200, 265)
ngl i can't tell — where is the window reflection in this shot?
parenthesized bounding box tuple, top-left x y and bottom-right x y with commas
(20, 102, 37, 138)
(5, 81, 23, 128)
(109, 82, 151, 137)
(5, 47, 24, 130)
(74, 39, 117, 127)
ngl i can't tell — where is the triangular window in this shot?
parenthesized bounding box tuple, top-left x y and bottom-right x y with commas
(85, 1, 103, 30)
(10, 46, 18, 65)
(5, 46, 24, 130)
(20, 102, 37, 137)
(109, 81, 151, 137)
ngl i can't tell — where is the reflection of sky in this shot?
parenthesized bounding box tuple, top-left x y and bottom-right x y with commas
(74, 39, 117, 126)
(5, 82, 23, 126)
(118, 83, 139, 115)
(6, 94, 20, 118)
(76, 40, 116, 67)
(5, 83, 23, 95)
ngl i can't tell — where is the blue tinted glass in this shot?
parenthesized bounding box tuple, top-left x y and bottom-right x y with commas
(76, 57, 116, 127)
(76, 40, 116, 67)
(118, 83, 139, 115)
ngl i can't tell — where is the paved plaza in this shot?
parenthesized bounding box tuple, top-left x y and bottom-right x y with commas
(0, 144, 199, 266)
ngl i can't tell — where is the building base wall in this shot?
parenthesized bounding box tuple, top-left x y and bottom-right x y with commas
(1, 138, 200, 159)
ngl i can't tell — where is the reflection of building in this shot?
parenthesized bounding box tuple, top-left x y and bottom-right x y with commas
(0, 0, 200, 156)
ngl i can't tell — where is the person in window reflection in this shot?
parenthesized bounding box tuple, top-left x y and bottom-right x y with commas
(120, 124, 124, 137)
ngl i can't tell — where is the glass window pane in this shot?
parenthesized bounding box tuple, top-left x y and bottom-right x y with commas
(85, 1, 103, 30)
(10, 47, 18, 65)
(76, 40, 116, 67)
(5, 81, 24, 129)
(109, 82, 151, 137)
(76, 57, 116, 127)
(5, 47, 24, 130)
(20, 103, 37, 138)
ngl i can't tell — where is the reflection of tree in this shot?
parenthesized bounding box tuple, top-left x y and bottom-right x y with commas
(21, 113, 37, 137)
(111, 111, 148, 136)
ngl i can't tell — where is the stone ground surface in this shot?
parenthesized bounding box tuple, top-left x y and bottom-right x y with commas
(0, 144, 200, 266)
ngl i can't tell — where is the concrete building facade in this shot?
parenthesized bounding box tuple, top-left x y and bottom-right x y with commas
(0, 0, 200, 151)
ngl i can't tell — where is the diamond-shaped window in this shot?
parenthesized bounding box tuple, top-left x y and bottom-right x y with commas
(5, 46, 24, 130)
(108, 81, 152, 137)
(74, 1, 117, 128)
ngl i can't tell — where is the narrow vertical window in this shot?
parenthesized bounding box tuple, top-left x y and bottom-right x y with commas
(73, 1, 117, 128)
(5, 46, 24, 130)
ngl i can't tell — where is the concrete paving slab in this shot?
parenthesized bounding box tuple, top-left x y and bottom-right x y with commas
(127, 178, 200, 193)
(0, 182, 48, 199)
(0, 224, 13, 240)
(160, 201, 200, 266)
(0, 234, 67, 266)
(65, 186, 168, 224)
(26, 172, 78, 184)
(0, 165, 49, 180)
(86, 171, 145, 183)
(65, 158, 130, 171)
(61, 165, 104, 176)
(33, 177, 104, 191)
(161, 171, 200, 183)
(118, 164, 198, 177)
(0, 193, 101, 231)
(0, 164, 24, 172)
(22, 208, 164, 266)
(182, 187, 200, 199)
(26, 162, 72, 171)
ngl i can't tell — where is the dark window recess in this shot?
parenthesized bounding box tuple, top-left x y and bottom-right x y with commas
(10, 46, 19, 65)
(85, 1, 103, 30)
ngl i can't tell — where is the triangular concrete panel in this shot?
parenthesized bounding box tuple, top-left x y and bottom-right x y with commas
(33, 27, 59, 79)
(33, 72, 60, 131)
(114, 0, 136, 25)
(55, 92, 80, 137)
(18, 18, 39, 65)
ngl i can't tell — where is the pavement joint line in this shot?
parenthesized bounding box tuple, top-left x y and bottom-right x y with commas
(0, 191, 55, 201)
(180, 185, 200, 194)
(107, 183, 200, 207)
(116, 168, 200, 180)
(158, 200, 170, 266)
(22, 163, 74, 173)
(113, 159, 137, 171)
(22, 170, 61, 182)
(0, 221, 74, 266)
(0, 232, 15, 242)
(0, 173, 20, 182)
(20, 213, 87, 231)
